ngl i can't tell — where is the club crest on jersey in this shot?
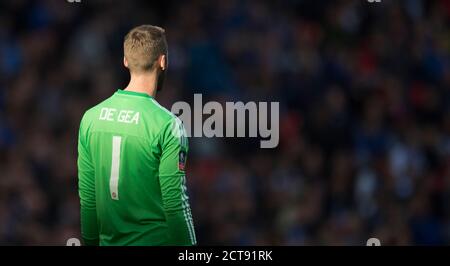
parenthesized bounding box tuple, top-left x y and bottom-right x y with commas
(178, 150, 186, 171)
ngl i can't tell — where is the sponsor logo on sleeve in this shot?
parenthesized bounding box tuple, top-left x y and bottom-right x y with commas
(178, 150, 186, 171)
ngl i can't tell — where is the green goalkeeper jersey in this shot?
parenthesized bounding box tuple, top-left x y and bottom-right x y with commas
(77, 89, 196, 246)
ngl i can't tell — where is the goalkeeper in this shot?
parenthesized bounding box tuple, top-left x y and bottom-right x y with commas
(77, 25, 196, 246)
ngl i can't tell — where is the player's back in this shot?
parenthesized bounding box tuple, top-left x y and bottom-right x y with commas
(79, 89, 177, 245)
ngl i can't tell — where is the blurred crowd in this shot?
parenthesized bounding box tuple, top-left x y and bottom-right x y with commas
(0, 0, 449, 245)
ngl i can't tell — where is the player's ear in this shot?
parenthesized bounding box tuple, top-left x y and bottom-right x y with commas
(159, 55, 167, 71)
(123, 56, 129, 69)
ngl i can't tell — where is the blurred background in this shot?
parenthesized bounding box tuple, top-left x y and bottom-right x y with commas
(0, 0, 449, 245)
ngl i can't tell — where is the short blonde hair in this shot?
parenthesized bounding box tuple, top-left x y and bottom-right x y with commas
(123, 25, 167, 73)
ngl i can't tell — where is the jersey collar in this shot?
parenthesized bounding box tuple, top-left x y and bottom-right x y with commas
(116, 89, 153, 99)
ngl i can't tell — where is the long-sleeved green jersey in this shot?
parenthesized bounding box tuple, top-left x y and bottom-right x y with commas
(77, 89, 196, 246)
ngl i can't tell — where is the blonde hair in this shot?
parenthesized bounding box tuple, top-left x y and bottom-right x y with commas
(123, 25, 167, 73)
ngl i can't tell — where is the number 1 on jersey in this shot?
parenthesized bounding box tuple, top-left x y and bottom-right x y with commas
(110, 136, 122, 200)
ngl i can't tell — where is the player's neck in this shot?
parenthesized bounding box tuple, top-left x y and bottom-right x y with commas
(124, 72, 157, 98)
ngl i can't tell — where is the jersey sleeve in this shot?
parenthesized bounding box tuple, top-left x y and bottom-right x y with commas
(77, 115, 99, 246)
(158, 117, 197, 246)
